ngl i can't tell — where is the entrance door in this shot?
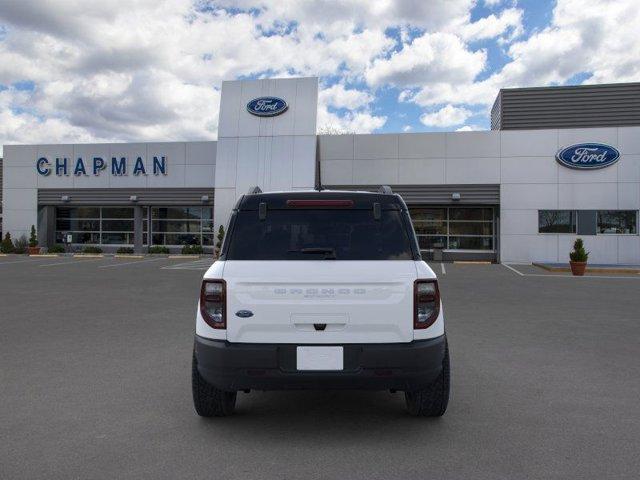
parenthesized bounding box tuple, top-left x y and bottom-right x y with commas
(408, 206, 497, 262)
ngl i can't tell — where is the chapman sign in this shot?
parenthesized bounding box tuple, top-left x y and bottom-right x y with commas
(36, 156, 167, 177)
(246, 97, 288, 117)
(556, 143, 620, 170)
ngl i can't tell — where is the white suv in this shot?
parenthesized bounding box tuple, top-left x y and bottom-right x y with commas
(192, 188, 450, 417)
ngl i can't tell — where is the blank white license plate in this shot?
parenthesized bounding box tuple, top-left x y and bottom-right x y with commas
(296, 346, 344, 371)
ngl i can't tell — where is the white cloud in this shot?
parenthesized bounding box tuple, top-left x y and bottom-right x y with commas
(420, 105, 472, 127)
(366, 32, 486, 88)
(319, 84, 373, 110)
(402, 125, 412, 132)
(456, 124, 483, 131)
(317, 106, 386, 134)
(405, 0, 640, 109)
(458, 7, 523, 42)
(0, 0, 639, 150)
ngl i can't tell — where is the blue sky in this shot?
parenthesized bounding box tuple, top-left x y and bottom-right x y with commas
(0, 0, 638, 150)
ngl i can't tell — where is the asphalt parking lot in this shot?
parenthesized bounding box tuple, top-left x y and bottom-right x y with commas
(1, 256, 639, 479)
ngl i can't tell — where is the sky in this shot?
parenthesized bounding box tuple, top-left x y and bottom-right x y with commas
(0, 0, 639, 154)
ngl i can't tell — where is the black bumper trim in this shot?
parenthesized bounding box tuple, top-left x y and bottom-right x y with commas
(194, 335, 447, 391)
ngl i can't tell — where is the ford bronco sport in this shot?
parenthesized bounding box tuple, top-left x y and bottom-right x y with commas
(192, 187, 449, 417)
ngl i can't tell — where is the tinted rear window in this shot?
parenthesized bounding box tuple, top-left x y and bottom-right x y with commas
(226, 210, 414, 260)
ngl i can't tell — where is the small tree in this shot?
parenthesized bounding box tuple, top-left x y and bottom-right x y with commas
(29, 225, 38, 247)
(569, 238, 589, 262)
(215, 225, 225, 257)
(13, 235, 28, 254)
(1, 232, 14, 253)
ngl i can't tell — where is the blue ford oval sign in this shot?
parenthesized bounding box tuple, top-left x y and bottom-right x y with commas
(247, 97, 288, 117)
(556, 143, 620, 170)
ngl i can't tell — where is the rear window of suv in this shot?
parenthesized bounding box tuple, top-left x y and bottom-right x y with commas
(225, 209, 415, 260)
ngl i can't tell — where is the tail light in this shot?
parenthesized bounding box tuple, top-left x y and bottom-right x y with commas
(200, 279, 226, 329)
(414, 280, 440, 329)
(286, 199, 354, 207)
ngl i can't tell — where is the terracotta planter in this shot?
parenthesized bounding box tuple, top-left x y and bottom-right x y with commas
(569, 261, 587, 276)
(27, 246, 41, 255)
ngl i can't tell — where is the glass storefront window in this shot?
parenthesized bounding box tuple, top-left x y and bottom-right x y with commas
(449, 236, 493, 250)
(55, 206, 142, 245)
(150, 206, 214, 246)
(56, 207, 100, 219)
(449, 208, 493, 221)
(538, 210, 576, 233)
(597, 211, 638, 234)
(448, 222, 493, 235)
(409, 206, 495, 251)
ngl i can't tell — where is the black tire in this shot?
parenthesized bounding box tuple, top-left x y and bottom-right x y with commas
(405, 341, 450, 417)
(192, 353, 237, 417)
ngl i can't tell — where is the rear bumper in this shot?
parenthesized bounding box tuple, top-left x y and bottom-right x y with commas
(194, 334, 447, 392)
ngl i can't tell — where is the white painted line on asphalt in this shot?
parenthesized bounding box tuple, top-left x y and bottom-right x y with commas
(98, 257, 166, 269)
(502, 263, 525, 276)
(441, 262, 446, 275)
(502, 263, 640, 280)
(0, 258, 53, 266)
(39, 258, 105, 267)
(161, 259, 214, 270)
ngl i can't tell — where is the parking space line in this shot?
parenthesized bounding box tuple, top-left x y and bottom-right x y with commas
(39, 258, 106, 267)
(502, 263, 640, 280)
(441, 262, 446, 275)
(98, 257, 166, 269)
(0, 258, 54, 266)
(161, 259, 214, 270)
(502, 263, 525, 276)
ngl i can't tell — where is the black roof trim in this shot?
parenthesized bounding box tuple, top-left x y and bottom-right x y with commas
(235, 191, 406, 211)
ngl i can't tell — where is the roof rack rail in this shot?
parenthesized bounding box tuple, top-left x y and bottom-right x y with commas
(378, 185, 393, 194)
(248, 186, 262, 194)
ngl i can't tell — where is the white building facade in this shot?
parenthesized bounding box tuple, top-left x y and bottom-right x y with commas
(2, 77, 639, 264)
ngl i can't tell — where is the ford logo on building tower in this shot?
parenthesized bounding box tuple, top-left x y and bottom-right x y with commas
(556, 143, 620, 170)
(247, 97, 288, 117)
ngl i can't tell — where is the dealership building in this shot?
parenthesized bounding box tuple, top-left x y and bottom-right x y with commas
(1, 78, 639, 264)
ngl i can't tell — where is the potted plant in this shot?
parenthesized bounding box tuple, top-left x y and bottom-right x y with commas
(28, 225, 41, 255)
(569, 238, 589, 276)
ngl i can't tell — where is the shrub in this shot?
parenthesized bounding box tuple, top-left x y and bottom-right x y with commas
(1, 233, 14, 253)
(116, 247, 135, 254)
(48, 244, 66, 253)
(148, 245, 170, 254)
(29, 225, 38, 247)
(13, 235, 29, 254)
(569, 238, 589, 262)
(82, 246, 103, 254)
(182, 244, 204, 255)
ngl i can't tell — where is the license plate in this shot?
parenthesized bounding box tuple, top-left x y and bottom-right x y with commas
(296, 346, 344, 371)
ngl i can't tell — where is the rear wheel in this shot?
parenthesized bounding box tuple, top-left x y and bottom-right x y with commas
(405, 341, 450, 417)
(192, 353, 237, 417)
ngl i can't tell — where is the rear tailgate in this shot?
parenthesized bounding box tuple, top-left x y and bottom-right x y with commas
(224, 260, 417, 344)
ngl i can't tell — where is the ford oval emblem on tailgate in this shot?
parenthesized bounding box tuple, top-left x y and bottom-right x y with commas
(235, 310, 254, 318)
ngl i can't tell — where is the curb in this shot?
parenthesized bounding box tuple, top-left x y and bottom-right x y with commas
(73, 254, 105, 258)
(168, 255, 200, 259)
(533, 263, 640, 275)
(114, 254, 145, 259)
(29, 254, 59, 258)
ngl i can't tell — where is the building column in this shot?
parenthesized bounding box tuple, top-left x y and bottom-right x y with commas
(37, 206, 56, 248)
(133, 206, 144, 253)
